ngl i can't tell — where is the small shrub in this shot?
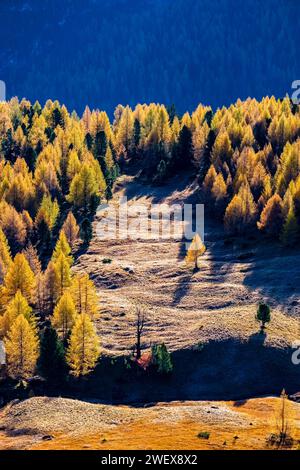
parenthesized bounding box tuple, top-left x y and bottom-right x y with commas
(102, 258, 112, 264)
(256, 303, 271, 329)
(151, 343, 173, 375)
(266, 433, 294, 448)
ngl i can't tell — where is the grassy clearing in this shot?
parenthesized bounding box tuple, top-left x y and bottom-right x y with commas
(0, 397, 300, 450)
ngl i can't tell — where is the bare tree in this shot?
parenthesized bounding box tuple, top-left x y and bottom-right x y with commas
(277, 389, 290, 446)
(134, 305, 146, 359)
(268, 388, 294, 448)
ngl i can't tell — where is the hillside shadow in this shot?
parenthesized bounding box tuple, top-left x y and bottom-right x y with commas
(242, 243, 300, 311)
(122, 172, 197, 205)
(16, 338, 299, 408)
(233, 399, 248, 407)
(248, 330, 267, 346)
(199, 214, 300, 313)
(62, 338, 300, 407)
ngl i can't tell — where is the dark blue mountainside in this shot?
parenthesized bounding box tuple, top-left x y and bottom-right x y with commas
(0, 0, 299, 115)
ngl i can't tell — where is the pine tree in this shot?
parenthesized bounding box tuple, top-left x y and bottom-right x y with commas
(35, 271, 47, 319)
(133, 118, 141, 148)
(52, 230, 73, 266)
(224, 184, 257, 233)
(256, 303, 271, 329)
(38, 326, 66, 381)
(66, 313, 100, 377)
(115, 106, 134, 158)
(173, 125, 193, 170)
(93, 130, 108, 175)
(80, 218, 93, 245)
(2, 253, 36, 305)
(62, 212, 80, 250)
(211, 131, 233, 170)
(66, 149, 81, 182)
(192, 123, 209, 169)
(4, 314, 39, 380)
(152, 343, 173, 375)
(185, 234, 206, 270)
(52, 291, 77, 340)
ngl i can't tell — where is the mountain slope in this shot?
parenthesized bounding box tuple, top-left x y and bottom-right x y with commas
(72, 174, 300, 402)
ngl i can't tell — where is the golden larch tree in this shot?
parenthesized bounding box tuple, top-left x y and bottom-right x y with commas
(52, 230, 73, 266)
(70, 273, 99, 317)
(0, 290, 34, 337)
(4, 314, 39, 380)
(52, 291, 77, 340)
(43, 260, 56, 313)
(2, 253, 36, 305)
(23, 243, 41, 275)
(67, 163, 100, 209)
(62, 212, 80, 250)
(0, 227, 12, 270)
(257, 194, 284, 237)
(53, 253, 72, 300)
(185, 234, 206, 270)
(0, 227, 12, 283)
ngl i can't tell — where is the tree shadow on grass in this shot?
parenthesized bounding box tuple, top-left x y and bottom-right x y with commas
(171, 270, 194, 306)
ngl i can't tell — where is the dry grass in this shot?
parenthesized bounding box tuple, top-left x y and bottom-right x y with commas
(75, 174, 300, 355)
(0, 396, 300, 450)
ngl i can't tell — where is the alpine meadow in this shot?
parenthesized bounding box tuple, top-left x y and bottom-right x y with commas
(1, 0, 300, 455)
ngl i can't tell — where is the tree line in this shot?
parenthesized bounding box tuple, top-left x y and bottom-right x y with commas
(0, 97, 120, 382)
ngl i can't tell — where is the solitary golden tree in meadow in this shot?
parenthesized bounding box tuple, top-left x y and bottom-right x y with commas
(185, 234, 206, 270)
